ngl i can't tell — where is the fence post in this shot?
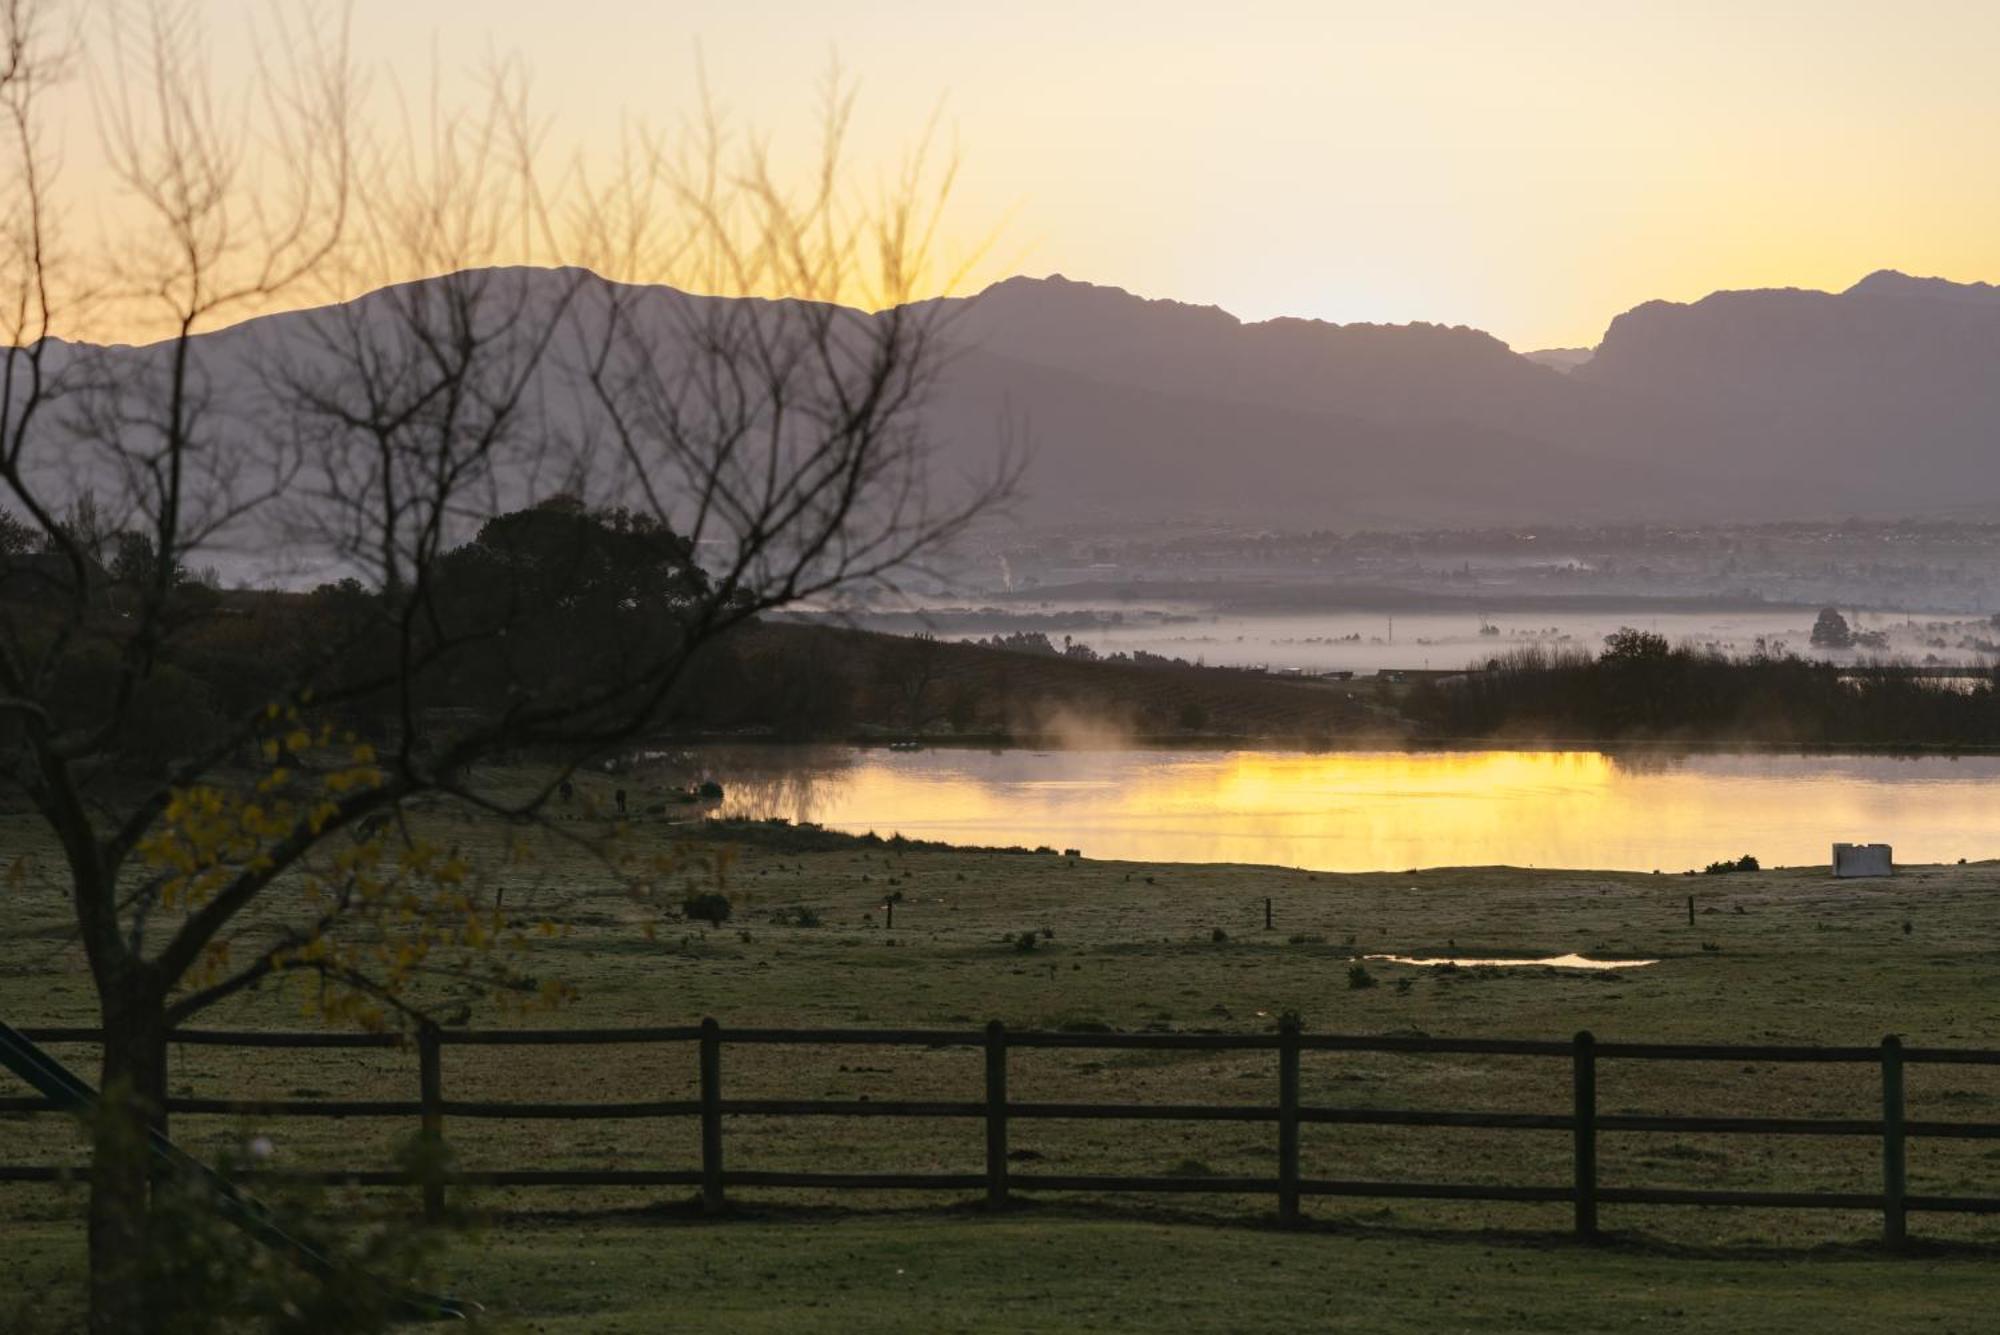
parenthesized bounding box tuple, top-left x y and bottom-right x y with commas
(700, 1017, 725, 1214)
(147, 1035, 173, 1196)
(417, 1022, 444, 1224)
(985, 1020, 1009, 1208)
(1277, 1013, 1301, 1226)
(1882, 1034, 1906, 1247)
(1572, 1029, 1597, 1240)
(1264, 897, 1273, 931)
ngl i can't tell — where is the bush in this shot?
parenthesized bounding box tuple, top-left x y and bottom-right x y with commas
(1811, 607, 1854, 649)
(682, 891, 732, 926)
(1012, 930, 1038, 953)
(69, 1134, 453, 1335)
(1702, 854, 1760, 875)
(1347, 962, 1377, 990)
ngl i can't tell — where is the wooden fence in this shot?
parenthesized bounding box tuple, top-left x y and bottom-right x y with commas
(8, 1020, 2000, 1243)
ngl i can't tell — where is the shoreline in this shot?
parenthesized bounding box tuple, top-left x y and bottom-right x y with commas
(650, 731, 2000, 758)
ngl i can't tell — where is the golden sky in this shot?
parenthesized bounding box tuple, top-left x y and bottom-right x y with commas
(52, 0, 2000, 350)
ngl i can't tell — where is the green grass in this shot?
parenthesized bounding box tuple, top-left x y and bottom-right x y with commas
(14, 1208, 2000, 1333)
(7, 772, 2000, 1329)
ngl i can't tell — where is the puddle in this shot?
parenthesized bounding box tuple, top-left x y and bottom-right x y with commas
(1364, 952, 1658, 970)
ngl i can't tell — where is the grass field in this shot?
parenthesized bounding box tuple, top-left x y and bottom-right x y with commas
(6, 768, 2000, 1330)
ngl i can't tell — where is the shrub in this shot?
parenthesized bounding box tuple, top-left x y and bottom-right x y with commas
(70, 1136, 452, 1335)
(1013, 930, 1038, 953)
(1210, 927, 1229, 943)
(1347, 962, 1377, 990)
(1702, 854, 1760, 875)
(682, 891, 732, 926)
(1811, 607, 1854, 649)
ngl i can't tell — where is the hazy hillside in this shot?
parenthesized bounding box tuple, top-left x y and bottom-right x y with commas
(31, 265, 2000, 551)
(932, 269, 2000, 522)
(926, 275, 1574, 432)
(927, 275, 1687, 464)
(918, 274, 1728, 524)
(1523, 348, 1594, 373)
(922, 342, 1670, 527)
(1580, 269, 2000, 510)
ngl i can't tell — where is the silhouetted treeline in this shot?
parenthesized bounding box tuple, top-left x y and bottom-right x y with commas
(968, 629, 1194, 669)
(0, 499, 1376, 775)
(1409, 630, 2000, 746)
(1, 498, 740, 771)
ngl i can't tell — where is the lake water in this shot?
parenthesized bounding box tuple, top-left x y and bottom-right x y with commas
(704, 747, 2000, 872)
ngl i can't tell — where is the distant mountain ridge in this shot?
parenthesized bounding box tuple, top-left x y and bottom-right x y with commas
(910, 273, 1672, 525)
(1522, 348, 1593, 373)
(1579, 268, 2000, 507)
(32, 265, 2000, 536)
(923, 267, 2000, 521)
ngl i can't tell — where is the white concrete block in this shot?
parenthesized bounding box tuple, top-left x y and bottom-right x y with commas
(1831, 842, 1893, 878)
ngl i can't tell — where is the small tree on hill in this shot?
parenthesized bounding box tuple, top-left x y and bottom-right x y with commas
(1600, 627, 1671, 663)
(1811, 607, 1854, 649)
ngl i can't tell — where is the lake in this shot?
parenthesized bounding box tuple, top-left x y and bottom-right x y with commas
(703, 746, 2000, 872)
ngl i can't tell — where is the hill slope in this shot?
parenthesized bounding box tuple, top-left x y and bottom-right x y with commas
(1580, 269, 2000, 510)
(29, 265, 2000, 545)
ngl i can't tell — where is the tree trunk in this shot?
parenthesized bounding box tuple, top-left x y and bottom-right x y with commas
(88, 984, 168, 1335)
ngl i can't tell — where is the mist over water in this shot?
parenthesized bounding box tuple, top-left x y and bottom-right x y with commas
(920, 607, 1992, 674)
(708, 746, 2000, 872)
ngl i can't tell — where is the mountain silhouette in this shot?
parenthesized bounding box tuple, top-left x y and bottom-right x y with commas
(29, 266, 2000, 554)
(917, 274, 1694, 524)
(1578, 269, 2000, 509)
(1522, 348, 1593, 373)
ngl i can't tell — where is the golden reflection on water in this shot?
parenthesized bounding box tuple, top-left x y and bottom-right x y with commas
(1364, 953, 1658, 970)
(712, 748, 2000, 873)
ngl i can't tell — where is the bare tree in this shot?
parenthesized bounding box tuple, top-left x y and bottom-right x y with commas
(0, 5, 1008, 1329)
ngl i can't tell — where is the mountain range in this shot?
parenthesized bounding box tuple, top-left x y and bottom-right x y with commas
(916, 268, 2000, 525)
(34, 266, 2000, 538)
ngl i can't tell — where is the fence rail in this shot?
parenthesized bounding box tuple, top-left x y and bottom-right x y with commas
(8, 1021, 2000, 1242)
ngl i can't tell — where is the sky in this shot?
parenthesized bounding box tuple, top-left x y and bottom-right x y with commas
(43, 0, 2000, 350)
